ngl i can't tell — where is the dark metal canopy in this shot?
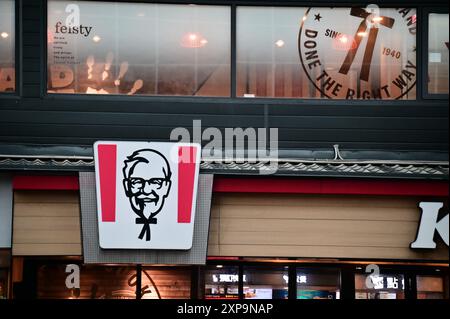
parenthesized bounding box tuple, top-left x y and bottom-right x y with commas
(0, 144, 448, 180)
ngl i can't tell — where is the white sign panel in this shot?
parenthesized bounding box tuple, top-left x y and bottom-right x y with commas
(94, 141, 201, 250)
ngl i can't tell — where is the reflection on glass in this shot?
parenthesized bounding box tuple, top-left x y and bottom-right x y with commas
(428, 14, 449, 94)
(237, 7, 417, 99)
(47, 1, 230, 96)
(417, 275, 446, 299)
(204, 265, 239, 299)
(37, 264, 137, 299)
(243, 266, 288, 299)
(37, 264, 191, 299)
(355, 273, 405, 299)
(296, 268, 340, 299)
(141, 267, 191, 299)
(0, 0, 15, 93)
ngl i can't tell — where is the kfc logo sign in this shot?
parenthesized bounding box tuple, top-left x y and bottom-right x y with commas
(123, 149, 172, 242)
(94, 141, 201, 250)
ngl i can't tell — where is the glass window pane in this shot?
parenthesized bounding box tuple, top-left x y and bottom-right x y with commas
(428, 13, 449, 95)
(141, 267, 191, 299)
(296, 268, 340, 299)
(47, 1, 230, 96)
(204, 265, 239, 299)
(237, 6, 417, 100)
(36, 264, 190, 299)
(0, 0, 15, 93)
(243, 266, 288, 299)
(417, 275, 445, 299)
(37, 264, 137, 299)
(355, 273, 405, 299)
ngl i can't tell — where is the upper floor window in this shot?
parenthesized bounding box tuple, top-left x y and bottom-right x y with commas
(45, 2, 426, 100)
(237, 6, 417, 100)
(47, 1, 230, 96)
(0, 0, 15, 93)
(428, 13, 449, 95)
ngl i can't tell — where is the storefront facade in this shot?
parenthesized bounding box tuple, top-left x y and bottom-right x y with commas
(1, 172, 448, 300)
(0, 0, 449, 300)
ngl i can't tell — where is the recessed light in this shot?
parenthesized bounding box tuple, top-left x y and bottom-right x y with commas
(1, 32, 9, 39)
(92, 35, 101, 43)
(339, 36, 349, 43)
(216, 265, 223, 268)
(275, 40, 285, 48)
(181, 32, 207, 48)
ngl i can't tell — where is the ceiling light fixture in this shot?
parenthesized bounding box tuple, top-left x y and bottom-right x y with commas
(275, 40, 285, 47)
(333, 34, 357, 51)
(181, 32, 208, 48)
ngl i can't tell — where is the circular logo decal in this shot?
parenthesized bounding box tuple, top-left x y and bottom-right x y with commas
(298, 7, 417, 99)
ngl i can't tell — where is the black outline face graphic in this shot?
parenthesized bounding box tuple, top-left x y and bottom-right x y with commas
(122, 149, 172, 241)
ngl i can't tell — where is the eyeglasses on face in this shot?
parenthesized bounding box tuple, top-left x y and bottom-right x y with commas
(128, 177, 167, 189)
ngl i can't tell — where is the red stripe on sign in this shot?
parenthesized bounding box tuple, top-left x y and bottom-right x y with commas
(98, 144, 117, 222)
(178, 146, 197, 223)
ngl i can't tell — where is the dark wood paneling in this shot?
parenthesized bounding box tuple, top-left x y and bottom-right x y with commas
(21, 0, 44, 99)
(0, 110, 266, 127)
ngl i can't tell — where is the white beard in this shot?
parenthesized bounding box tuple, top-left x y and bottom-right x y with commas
(130, 196, 162, 219)
(142, 201, 159, 219)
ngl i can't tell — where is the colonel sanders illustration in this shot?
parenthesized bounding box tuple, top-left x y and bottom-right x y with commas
(122, 149, 172, 241)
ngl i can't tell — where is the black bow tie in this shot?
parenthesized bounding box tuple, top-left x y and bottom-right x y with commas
(135, 216, 158, 241)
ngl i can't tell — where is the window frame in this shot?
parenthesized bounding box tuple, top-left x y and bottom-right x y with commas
(41, 0, 447, 104)
(235, 5, 420, 100)
(9, 257, 450, 300)
(0, 0, 20, 97)
(44, 0, 234, 98)
(422, 7, 449, 100)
